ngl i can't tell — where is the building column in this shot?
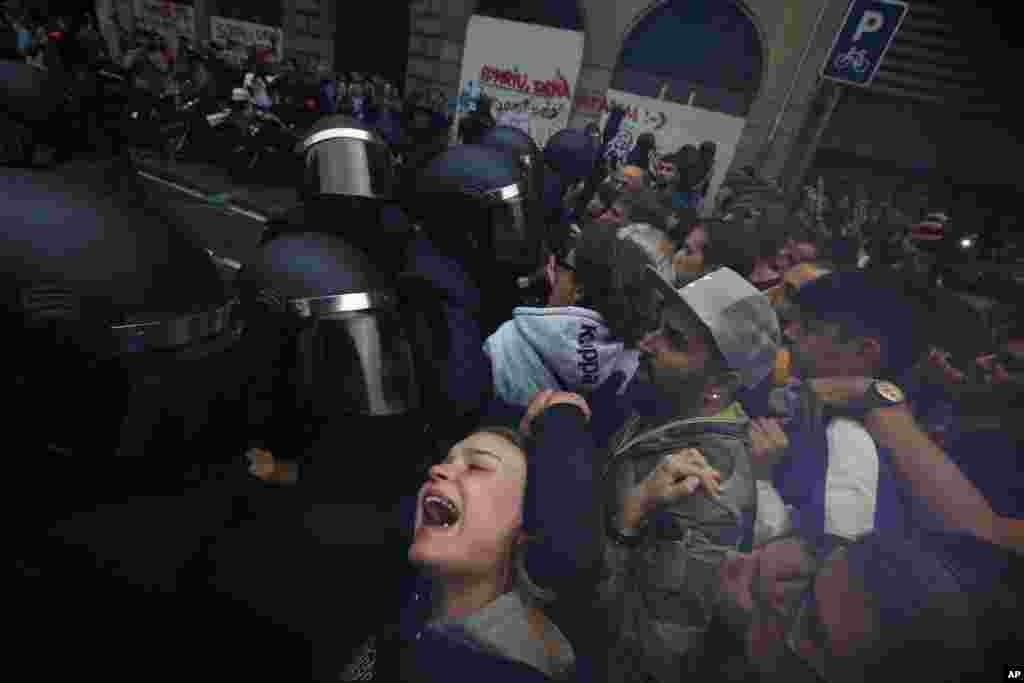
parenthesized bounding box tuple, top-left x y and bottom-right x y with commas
(568, 62, 613, 129)
(194, 0, 210, 43)
(405, 0, 445, 101)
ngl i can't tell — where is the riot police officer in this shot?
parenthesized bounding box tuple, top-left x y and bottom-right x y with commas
(543, 126, 601, 226)
(2, 159, 239, 476)
(402, 144, 540, 449)
(260, 114, 412, 278)
(235, 114, 421, 477)
(222, 120, 426, 681)
(478, 124, 546, 249)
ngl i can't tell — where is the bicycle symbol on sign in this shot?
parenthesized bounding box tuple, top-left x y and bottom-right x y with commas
(834, 47, 871, 74)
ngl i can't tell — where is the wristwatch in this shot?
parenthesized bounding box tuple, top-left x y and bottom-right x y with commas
(850, 380, 906, 416)
(607, 512, 646, 548)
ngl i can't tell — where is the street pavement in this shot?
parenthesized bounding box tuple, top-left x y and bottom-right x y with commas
(132, 149, 297, 269)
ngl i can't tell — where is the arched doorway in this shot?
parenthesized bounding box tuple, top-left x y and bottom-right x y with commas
(613, 0, 763, 117)
(603, 0, 764, 214)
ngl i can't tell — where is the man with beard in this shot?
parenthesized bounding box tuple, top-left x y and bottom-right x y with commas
(597, 266, 782, 682)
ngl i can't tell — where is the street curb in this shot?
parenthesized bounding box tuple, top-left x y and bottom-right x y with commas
(134, 158, 288, 224)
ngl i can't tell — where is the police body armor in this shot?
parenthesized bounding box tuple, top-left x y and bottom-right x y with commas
(396, 145, 539, 451)
(2, 163, 239, 481)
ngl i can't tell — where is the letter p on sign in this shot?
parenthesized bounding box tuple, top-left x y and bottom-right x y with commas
(853, 10, 885, 42)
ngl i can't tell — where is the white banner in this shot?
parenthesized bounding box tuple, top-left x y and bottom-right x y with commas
(600, 89, 748, 216)
(210, 16, 285, 64)
(453, 15, 584, 150)
(133, 1, 195, 51)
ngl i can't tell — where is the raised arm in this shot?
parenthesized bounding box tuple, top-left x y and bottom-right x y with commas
(862, 403, 1020, 552)
(807, 378, 1022, 554)
(520, 392, 603, 593)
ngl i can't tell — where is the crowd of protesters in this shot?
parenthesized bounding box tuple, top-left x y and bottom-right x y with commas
(5, 7, 1022, 683)
(338, 100, 1023, 682)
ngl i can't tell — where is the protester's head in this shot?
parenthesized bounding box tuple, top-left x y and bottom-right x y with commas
(617, 164, 645, 192)
(573, 222, 664, 346)
(778, 227, 822, 272)
(638, 268, 782, 414)
(595, 185, 666, 231)
(786, 271, 927, 380)
(716, 530, 1015, 683)
(765, 262, 834, 310)
(674, 215, 778, 286)
(654, 153, 680, 189)
(585, 179, 620, 220)
(542, 223, 581, 307)
(765, 262, 834, 342)
(627, 133, 657, 170)
(615, 225, 673, 291)
(409, 426, 552, 605)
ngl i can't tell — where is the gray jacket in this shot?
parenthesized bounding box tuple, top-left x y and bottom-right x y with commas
(598, 404, 757, 683)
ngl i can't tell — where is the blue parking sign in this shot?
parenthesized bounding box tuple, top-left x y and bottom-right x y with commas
(822, 0, 909, 87)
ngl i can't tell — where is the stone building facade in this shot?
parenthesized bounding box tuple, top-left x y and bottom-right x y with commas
(403, 0, 856, 184)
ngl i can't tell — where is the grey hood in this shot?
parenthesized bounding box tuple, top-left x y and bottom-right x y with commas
(428, 591, 575, 679)
(484, 306, 640, 407)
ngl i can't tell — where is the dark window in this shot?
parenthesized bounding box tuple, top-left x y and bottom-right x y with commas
(475, 0, 583, 32)
(613, 0, 762, 117)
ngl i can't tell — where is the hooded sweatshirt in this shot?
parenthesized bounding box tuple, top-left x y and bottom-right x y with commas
(484, 306, 640, 407)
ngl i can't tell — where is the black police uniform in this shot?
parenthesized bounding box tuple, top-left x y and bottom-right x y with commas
(543, 126, 601, 224)
(237, 116, 418, 462)
(403, 144, 539, 450)
(2, 157, 308, 681)
(218, 116, 427, 681)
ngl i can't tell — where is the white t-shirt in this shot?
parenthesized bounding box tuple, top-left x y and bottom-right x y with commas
(755, 417, 880, 545)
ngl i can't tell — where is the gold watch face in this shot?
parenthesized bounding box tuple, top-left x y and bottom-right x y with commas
(875, 381, 905, 403)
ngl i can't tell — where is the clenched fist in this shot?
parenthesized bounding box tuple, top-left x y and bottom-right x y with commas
(520, 389, 591, 436)
(637, 448, 723, 510)
(616, 448, 723, 536)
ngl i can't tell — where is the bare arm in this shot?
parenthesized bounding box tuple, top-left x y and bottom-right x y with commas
(862, 404, 1021, 553)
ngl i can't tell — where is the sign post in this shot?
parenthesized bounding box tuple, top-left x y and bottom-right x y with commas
(822, 0, 909, 87)
(792, 1, 909, 196)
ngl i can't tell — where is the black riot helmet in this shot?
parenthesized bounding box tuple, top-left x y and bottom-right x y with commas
(2, 163, 239, 461)
(238, 231, 418, 418)
(544, 127, 599, 183)
(412, 144, 537, 271)
(478, 125, 544, 227)
(296, 115, 395, 202)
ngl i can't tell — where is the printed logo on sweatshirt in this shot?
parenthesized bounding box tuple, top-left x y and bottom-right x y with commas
(578, 323, 599, 385)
